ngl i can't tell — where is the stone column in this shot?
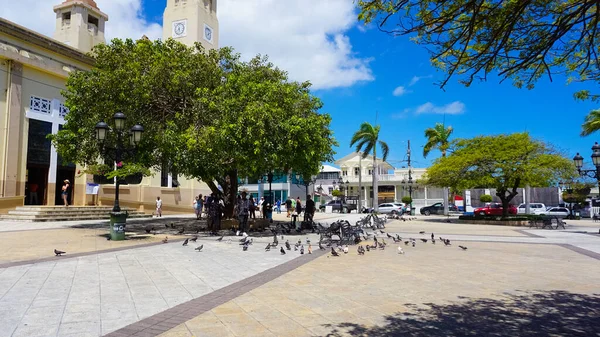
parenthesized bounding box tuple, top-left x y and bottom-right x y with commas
(3, 61, 23, 198)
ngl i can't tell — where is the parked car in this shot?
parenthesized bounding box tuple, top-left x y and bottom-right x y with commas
(419, 202, 458, 216)
(545, 207, 570, 218)
(517, 203, 547, 215)
(319, 200, 357, 213)
(377, 203, 404, 215)
(474, 203, 518, 216)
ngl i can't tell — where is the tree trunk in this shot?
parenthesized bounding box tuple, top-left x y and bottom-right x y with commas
(206, 169, 238, 219)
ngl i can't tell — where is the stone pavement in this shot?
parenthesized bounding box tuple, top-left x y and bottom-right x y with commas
(0, 213, 599, 337)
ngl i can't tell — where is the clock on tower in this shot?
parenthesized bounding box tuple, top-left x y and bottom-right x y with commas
(163, 0, 219, 49)
(172, 20, 187, 38)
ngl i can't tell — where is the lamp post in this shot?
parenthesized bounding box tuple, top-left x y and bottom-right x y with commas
(95, 112, 144, 240)
(573, 142, 600, 190)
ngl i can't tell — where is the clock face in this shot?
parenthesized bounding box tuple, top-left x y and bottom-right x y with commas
(172, 20, 187, 38)
(204, 24, 213, 43)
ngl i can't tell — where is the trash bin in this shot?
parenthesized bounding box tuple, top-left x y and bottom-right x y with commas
(109, 211, 128, 241)
(265, 204, 273, 220)
(291, 213, 298, 228)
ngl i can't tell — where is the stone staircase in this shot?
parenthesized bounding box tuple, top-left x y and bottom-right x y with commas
(0, 206, 151, 222)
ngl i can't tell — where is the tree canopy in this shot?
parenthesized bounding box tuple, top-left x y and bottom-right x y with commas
(424, 132, 576, 217)
(358, 0, 600, 96)
(423, 122, 453, 158)
(51, 38, 336, 216)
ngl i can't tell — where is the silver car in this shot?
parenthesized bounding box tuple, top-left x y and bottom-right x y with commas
(377, 203, 404, 215)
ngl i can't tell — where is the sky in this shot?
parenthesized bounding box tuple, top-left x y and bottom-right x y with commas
(1, 0, 599, 169)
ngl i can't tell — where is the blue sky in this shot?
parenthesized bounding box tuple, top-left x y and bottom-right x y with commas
(3, 0, 598, 169)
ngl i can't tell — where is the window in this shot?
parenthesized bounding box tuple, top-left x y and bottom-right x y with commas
(62, 12, 71, 26)
(30, 96, 51, 114)
(88, 15, 99, 35)
(59, 103, 69, 118)
(342, 170, 347, 177)
(161, 161, 179, 187)
(368, 169, 373, 175)
(354, 167, 360, 176)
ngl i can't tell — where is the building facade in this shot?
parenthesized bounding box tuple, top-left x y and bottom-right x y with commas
(0, 0, 221, 214)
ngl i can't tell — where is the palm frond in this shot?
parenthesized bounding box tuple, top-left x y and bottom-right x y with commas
(379, 140, 389, 162)
(581, 109, 600, 136)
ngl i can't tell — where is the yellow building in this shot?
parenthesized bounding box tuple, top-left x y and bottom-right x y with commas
(0, 0, 220, 214)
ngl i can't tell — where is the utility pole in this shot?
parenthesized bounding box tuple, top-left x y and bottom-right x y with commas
(407, 140, 414, 215)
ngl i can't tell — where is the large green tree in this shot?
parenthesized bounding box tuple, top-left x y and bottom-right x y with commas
(350, 122, 389, 211)
(358, 1, 600, 133)
(50, 38, 225, 177)
(424, 133, 575, 218)
(178, 55, 337, 217)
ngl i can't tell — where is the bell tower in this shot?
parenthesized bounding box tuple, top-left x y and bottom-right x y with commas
(163, 0, 219, 50)
(53, 0, 108, 53)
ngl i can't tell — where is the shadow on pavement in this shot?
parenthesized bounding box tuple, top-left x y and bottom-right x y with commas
(325, 290, 600, 337)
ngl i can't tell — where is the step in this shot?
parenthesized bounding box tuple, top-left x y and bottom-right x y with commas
(0, 213, 152, 222)
(7, 210, 147, 216)
(14, 206, 138, 212)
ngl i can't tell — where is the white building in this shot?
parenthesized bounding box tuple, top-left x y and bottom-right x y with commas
(334, 152, 444, 213)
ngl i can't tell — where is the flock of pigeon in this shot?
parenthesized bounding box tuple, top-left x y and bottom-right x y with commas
(53, 225, 468, 258)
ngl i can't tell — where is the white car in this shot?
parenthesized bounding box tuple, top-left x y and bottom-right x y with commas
(545, 207, 570, 218)
(377, 203, 404, 215)
(517, 203, 547, 215)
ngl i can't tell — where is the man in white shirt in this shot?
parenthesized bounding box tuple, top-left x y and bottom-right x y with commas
(238, 192, 250, 232)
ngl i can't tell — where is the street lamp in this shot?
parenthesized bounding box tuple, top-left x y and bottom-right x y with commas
(94, 112, 144, 240)
(573, 142, 600, 190)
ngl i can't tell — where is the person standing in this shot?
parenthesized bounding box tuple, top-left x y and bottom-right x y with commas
(61, 180, 70, 207)
(258, 197, 265, 218)
(295, 196, 302, 217)
(193, 196, 201, 220)
(238, 192, 250, 232)
(249, 196, 256, 219)
(155, 196, 162, 217)
(276, 199, 281, 214)
(305, 194, 315, 223)
(197, 194, 204, 219)
(29, 182, 39, 205)
(285, 198, 293, 218)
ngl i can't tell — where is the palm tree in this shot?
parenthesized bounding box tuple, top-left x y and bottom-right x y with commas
(581, 109, 600, 136)
(424, 122, 454, 216)
(350, 122, 389, 211)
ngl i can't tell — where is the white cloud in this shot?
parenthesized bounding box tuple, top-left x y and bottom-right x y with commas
(392, 86, 411, 96)
(415, 101, 466, 115)
(0, 0, 162, 41)
(0, 0, 373, 90)
(409, 75, 433, 86)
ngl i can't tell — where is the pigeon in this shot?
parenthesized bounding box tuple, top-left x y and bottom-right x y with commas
(343, 245, 349, 254)
(182, 238, 189, 246)
(162, 237, 168, 244)
(319, 242, 326, 250)
(308, 244, 312, 254)
(226, 239, 232, 244)
(178, 228, 185, 234)
(396, 234, 401, 240)
(459, 245, 468, 250)
(419, 231, 425, 234)
(145, 228, 151, 234)
(386, 233, 393, 239)
(366, 245, 371, 252)
(444, 239, 451, 246)
(404, 241, 410, 245)
(106, 236, 111, 241)
(300, 245, 305, 254)
(170, 223, 175, 229)
(374, 237, 378, 243)
(190, 236, 198, 242)
(357, 246, 364, 255)
(412, 241, 416, 247)
(331, 247, 340, 256)
(216, 236, 224, 241)
(165, 224, 169, 229)
(379, 230, 385, 234)
(431, 233, 435, 240)
(236, 230, 240, 236)
(432, 239, 436, 244)
(306, 238, 311, 244)
(420, 239, 428, 243)
(242, 244, 248, 251)
(195, 245, 203, 252)
(265, 243, 271, 251)
(54, 249, 66, 256)
(381, 239, 387, 246)
(280, 247, 286, 255)
(294, 245, 298, 251)
(397, 247, 405, 254)
(439, 236, 444, 241)
(285, 241, 291, 250)
(378, 242, 385, 250)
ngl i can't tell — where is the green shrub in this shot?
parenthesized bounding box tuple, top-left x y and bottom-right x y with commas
(479, 194, 493, 203)
(401, 196, 412, 204)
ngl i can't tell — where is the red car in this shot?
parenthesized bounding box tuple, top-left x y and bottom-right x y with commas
(474, 203, 517, 216)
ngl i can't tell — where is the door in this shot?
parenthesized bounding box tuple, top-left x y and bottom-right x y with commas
(432, 203, 444, 215)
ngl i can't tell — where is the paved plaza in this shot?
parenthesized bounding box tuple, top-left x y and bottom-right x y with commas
(0, 213, 598, 337)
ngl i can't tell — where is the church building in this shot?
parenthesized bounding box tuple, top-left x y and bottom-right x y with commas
(0, 0, 219, 214)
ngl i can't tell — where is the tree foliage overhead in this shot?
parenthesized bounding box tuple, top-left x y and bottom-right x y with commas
(358, 0, 600, 97)
(424, 132, 576, 217)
